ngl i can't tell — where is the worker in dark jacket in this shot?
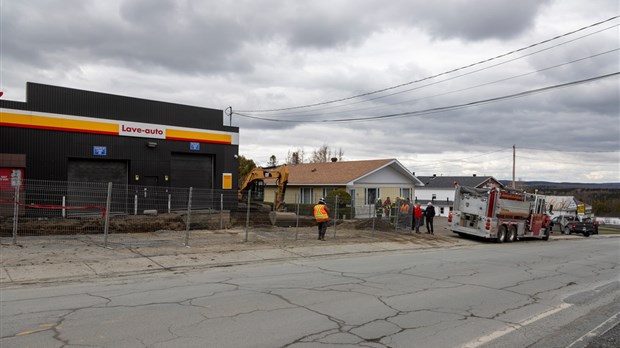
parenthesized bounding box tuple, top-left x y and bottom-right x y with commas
(425, 202, 436, 234)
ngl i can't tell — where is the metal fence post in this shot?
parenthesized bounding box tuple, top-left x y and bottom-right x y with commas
(371, 205, 375, 236)
(244, 189, 250, 242)
(294, 193, 299, 241)
(103, 182, 112, 248)
(333, 195, 338, 238)
(394, 200, 398, 233)
(167, 191, 171, 214)
(62, 196, 66, 218)
(184, 187, 193, 247)
(220, 193, 224, 230)
(12, 185, 20, 245)
(134, 193, 138, 215)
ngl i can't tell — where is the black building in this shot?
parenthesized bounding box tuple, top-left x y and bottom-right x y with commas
(0, 82, 239, 192)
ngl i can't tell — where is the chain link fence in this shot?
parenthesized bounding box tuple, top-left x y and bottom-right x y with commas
(0, 179, 420, 247)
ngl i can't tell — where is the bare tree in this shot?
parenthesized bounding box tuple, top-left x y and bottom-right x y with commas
(268, 155, 277, 167)
(286, 148, 305, 164)
(311, 144, 330, 163)
(307, 145, 345, 163)
(336, 147, 344, 161)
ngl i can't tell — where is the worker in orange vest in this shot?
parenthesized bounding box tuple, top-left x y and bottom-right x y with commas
(313, 198, 330, 241)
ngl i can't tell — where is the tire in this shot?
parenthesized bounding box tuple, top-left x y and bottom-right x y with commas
(542, 229, 550, 241)
(583, 231, 590, 237)
(564, 226, 571, 235)
(496, 226, 507, 243)
(506, 226, 515, 243)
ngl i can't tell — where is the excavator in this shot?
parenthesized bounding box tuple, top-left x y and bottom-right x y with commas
(238, 164, 297, 225)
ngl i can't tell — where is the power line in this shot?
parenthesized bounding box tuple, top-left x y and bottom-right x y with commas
(408, 148, 512, 168)
(518, 147, 620, 154)
(516, 155, 620, 166)
(237, 15, 619, 113)
(235, 72, 619, 123)
(246, 47, 619, 120)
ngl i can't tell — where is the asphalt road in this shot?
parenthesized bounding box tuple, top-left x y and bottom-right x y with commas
(1, 238, 618, 348)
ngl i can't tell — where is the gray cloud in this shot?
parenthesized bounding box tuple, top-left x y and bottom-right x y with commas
(2, 0, 618, 181)
(410, 0, 553, 41)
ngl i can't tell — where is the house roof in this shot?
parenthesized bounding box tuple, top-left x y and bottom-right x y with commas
(545, 196, 577, 210)
(417, 175, 503, 189)
(268, 159, 422, 186)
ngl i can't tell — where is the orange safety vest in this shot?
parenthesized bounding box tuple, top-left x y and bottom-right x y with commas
(313, 204, 329, 222)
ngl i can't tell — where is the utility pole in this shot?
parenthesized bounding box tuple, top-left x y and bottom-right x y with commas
(225, 106, 233, 126)
(512, 144, 516, 189)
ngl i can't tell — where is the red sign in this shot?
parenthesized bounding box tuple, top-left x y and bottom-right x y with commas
(119, 121, 166, 139)
(499, 191, 523, 201)
(0, 168, 23, 191)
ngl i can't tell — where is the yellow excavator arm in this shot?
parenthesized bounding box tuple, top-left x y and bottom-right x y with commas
(238, 164, 289, 211)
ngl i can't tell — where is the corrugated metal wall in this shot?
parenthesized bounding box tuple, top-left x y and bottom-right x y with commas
(0, 83, 239, 190)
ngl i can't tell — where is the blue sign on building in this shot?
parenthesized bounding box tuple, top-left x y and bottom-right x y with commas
(190, 142, 200, 151)
(93, 146, 107, 156)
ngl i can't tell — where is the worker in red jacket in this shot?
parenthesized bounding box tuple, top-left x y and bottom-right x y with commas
(413, 203, 423, 233)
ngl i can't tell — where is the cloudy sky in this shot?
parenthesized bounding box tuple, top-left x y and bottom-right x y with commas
(1, 0, 619, 183)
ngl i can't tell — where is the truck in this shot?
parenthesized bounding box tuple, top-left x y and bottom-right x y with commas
(448, 185, 551, 242)
(550, 215, 596, 237)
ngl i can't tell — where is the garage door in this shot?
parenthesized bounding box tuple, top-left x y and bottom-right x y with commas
(66, 159, 128, 217)
(67, 159, 128, 185)
(170, 153, 213, 189)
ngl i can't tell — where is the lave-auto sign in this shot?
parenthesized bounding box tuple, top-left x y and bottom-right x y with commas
(119, 121, 166, 139)
(0, 108, 238, 145)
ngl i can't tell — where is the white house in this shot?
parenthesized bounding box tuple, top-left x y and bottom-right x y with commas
(415, 175, 504, 217)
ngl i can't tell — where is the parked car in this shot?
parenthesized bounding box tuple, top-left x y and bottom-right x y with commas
(549, 215, 574, 233)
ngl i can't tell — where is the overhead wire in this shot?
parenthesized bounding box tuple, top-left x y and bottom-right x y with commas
(516, 155, 620, 167)
(243, 47, 619, 120)
(517, 147, 620, 154)
(234, 72, 619, 123)
(236, 15, 620, 113)
(240, 24, 620, 118)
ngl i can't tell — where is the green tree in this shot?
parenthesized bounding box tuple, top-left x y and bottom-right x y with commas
(238, 155, 256, 187)
(326, 189, 353, 219)
(326, 189, 351, 207)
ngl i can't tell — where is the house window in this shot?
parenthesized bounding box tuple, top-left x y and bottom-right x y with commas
(300, 187, 313, 204)
(440, 207, 445, 214)
(350, 189, 356, 207)
(432, 194, 437, 200)
(401, 188, 411, 200)
(323, 187, 335, 198)
(366, 188, 379, 205)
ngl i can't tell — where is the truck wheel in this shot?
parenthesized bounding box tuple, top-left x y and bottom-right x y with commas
(506, 226, 515, 243)
(497, 226, 507, 243)
(564, 227, 571, 235)
(542, 229, 550, 241)
(583, 231, 590, 237)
